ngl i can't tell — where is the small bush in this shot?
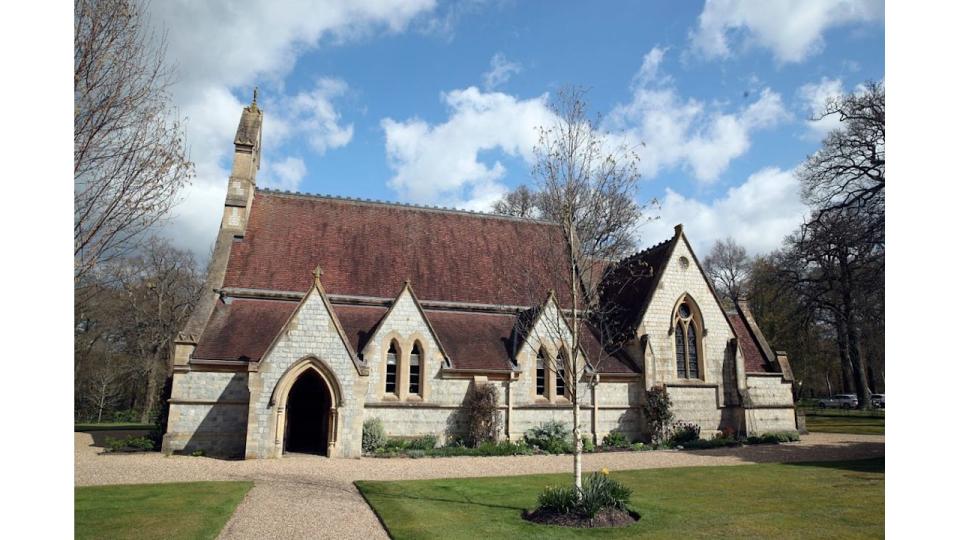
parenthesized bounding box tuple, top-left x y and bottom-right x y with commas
(535, 471, 632, 518)
(579, 471, 632, 518)
(111, 409, 140, 423)
(525, 420, 571, 453)
(643, 385, 674, 444)
(602, 429, 631, 449)
(104, 435, 155, 453)
(537, 485, 579, 515)
(669, 421, 701, 446)
(765, 430, 800, 443)
(462, 383, 501, 447)
(362, 418, 387, 453)
(191, 449, 206, 457)
(581, 436, 595, 453)
(405, 449, 426, 459)
(408, 435, 438, 450)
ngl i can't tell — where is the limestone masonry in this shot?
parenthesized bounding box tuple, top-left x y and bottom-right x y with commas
(162, 99, 796, 458)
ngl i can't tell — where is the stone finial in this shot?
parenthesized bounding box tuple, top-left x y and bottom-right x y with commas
(674, 223, 683, 237)
(252, 86, 259, 105)
(312, 265, 324, 281)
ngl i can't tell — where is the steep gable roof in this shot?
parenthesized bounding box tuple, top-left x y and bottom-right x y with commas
(222, 190, 567, 306)
(193, 298, 297, 362)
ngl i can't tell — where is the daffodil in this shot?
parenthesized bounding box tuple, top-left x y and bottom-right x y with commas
(601, 467, 610, 476)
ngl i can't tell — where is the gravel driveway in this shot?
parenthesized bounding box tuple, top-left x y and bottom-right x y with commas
(75, 432, 884, 539)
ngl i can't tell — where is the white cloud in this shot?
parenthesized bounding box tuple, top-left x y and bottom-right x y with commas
(144, 0, 439, 256)
(690, 0, 883, 63)
(261, 156, 308, 191)
(641, 167, 806, 255)
(483, 53, 522, 90)
(607, 48, 790, 183)
(381, 86, 555, 209)
(266, 78, 354, 154)
(798, 77, 844, 139)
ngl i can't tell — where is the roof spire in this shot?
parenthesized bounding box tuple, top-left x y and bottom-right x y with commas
(252, 86, 259, 105)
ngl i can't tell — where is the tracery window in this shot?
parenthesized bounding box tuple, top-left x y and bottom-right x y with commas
(409, 342, 422, 396)
(674, 298, 702, 379)
(386, 341, 399, 395)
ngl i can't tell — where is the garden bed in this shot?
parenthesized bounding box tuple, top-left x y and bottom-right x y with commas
(522, 507, 639, 528)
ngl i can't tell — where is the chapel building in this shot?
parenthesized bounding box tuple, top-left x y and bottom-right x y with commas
(162, 99, 797, 458)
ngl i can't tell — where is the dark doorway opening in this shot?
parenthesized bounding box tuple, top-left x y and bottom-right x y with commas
(284, 370, 331, 456)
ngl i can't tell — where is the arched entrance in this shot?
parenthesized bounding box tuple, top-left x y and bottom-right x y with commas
(283, 369, 333, 455)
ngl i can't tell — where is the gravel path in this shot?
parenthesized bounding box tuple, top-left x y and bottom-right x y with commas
(75, 432, 884, 539)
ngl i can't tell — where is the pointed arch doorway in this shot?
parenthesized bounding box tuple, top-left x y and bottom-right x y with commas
(273, 357, 342, 458)
(283, 370, 331, 455)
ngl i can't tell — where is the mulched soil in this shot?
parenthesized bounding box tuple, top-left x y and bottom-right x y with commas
(522, 507, 640, 528)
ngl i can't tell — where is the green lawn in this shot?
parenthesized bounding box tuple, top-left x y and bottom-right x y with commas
(357, 459, 884, 539)
(75, 422, 157, 432)
(804, 415, 885, 435)
(75, 481, 253, 540)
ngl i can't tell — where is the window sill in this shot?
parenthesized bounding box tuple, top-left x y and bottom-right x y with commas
(406, 395, 424, 402)
(380, 394, 400, 401)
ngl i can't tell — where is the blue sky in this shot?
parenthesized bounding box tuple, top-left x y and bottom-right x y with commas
(147, 0, 884, 258)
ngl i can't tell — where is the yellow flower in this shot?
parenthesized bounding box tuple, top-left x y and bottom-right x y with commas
(601, 468, 610, 476)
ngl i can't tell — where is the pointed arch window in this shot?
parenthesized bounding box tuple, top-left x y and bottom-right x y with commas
(536, 349, 546, 397)
(674, 298, 702, 379)
(385, 341, 399, 395)
(409, 342, 422, 396)
(556, 349, 567, 399)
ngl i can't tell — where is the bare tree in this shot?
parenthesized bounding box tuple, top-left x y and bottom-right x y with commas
(515, 87, 653, 494)
(703, 237, 751, 306)
(74, 0, 193, 283)
(491, 185, 542, 218)
(107, 237, 203, 421)
(81, 352, 131, 423)
(801, 81, 884, 241)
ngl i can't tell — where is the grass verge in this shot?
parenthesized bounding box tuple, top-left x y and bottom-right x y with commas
(357, 458, 884, 539)
(804, 415, 885, 435)
(75, 423, 157, 432)
(75, 481, 253, 540)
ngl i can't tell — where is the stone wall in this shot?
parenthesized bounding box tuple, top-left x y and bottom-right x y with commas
(743, 374, 796, 434)
(163, 371, 249, 457)
(246, 287, 369, 458)
(361, 287, 448, 404)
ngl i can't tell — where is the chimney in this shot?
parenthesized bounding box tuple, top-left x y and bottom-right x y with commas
(222, 89, 263, 232)
(674, 223, 683, 237)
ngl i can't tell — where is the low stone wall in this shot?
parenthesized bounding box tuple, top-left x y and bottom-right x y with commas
(163, 371, 250, 458)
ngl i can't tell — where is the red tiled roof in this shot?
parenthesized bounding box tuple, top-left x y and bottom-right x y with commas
(223, 191, 567, 306)
(426, 310, 517, 371)
(598, 235, 678, 342)
(727, 310, 773, 373)
(193, 298, 297, 362)
(330, 304, 388, 356)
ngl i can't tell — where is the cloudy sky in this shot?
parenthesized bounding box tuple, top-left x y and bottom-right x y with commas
(146, 0, 884, 259)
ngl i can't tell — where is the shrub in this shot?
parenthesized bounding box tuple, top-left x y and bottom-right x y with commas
(581, 436, 595, 453)
(535, 470, 632, 518)
(525, 420, 571, 453)
(408, 435, 438, 450)
(602, 429, 631, 449)
(631, 442, 648, 451)
(405, 449, 426, 459)
(362, 418, 387, 453)
(191, 449, 205, 457)
(643, 385, 674, 444)
(104, 435, 155, 452)
(111, 409, 140, 423)
(579, 471, 632, 518)
(462, 383, 501, 447)
(537, 484, 579, 515)
(669, 421, 701, 446)
(757, 431, 799, 444)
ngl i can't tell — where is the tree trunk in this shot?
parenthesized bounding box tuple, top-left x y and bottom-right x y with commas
(573, 399, 583, 493)
(140, 359, 159, 423)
